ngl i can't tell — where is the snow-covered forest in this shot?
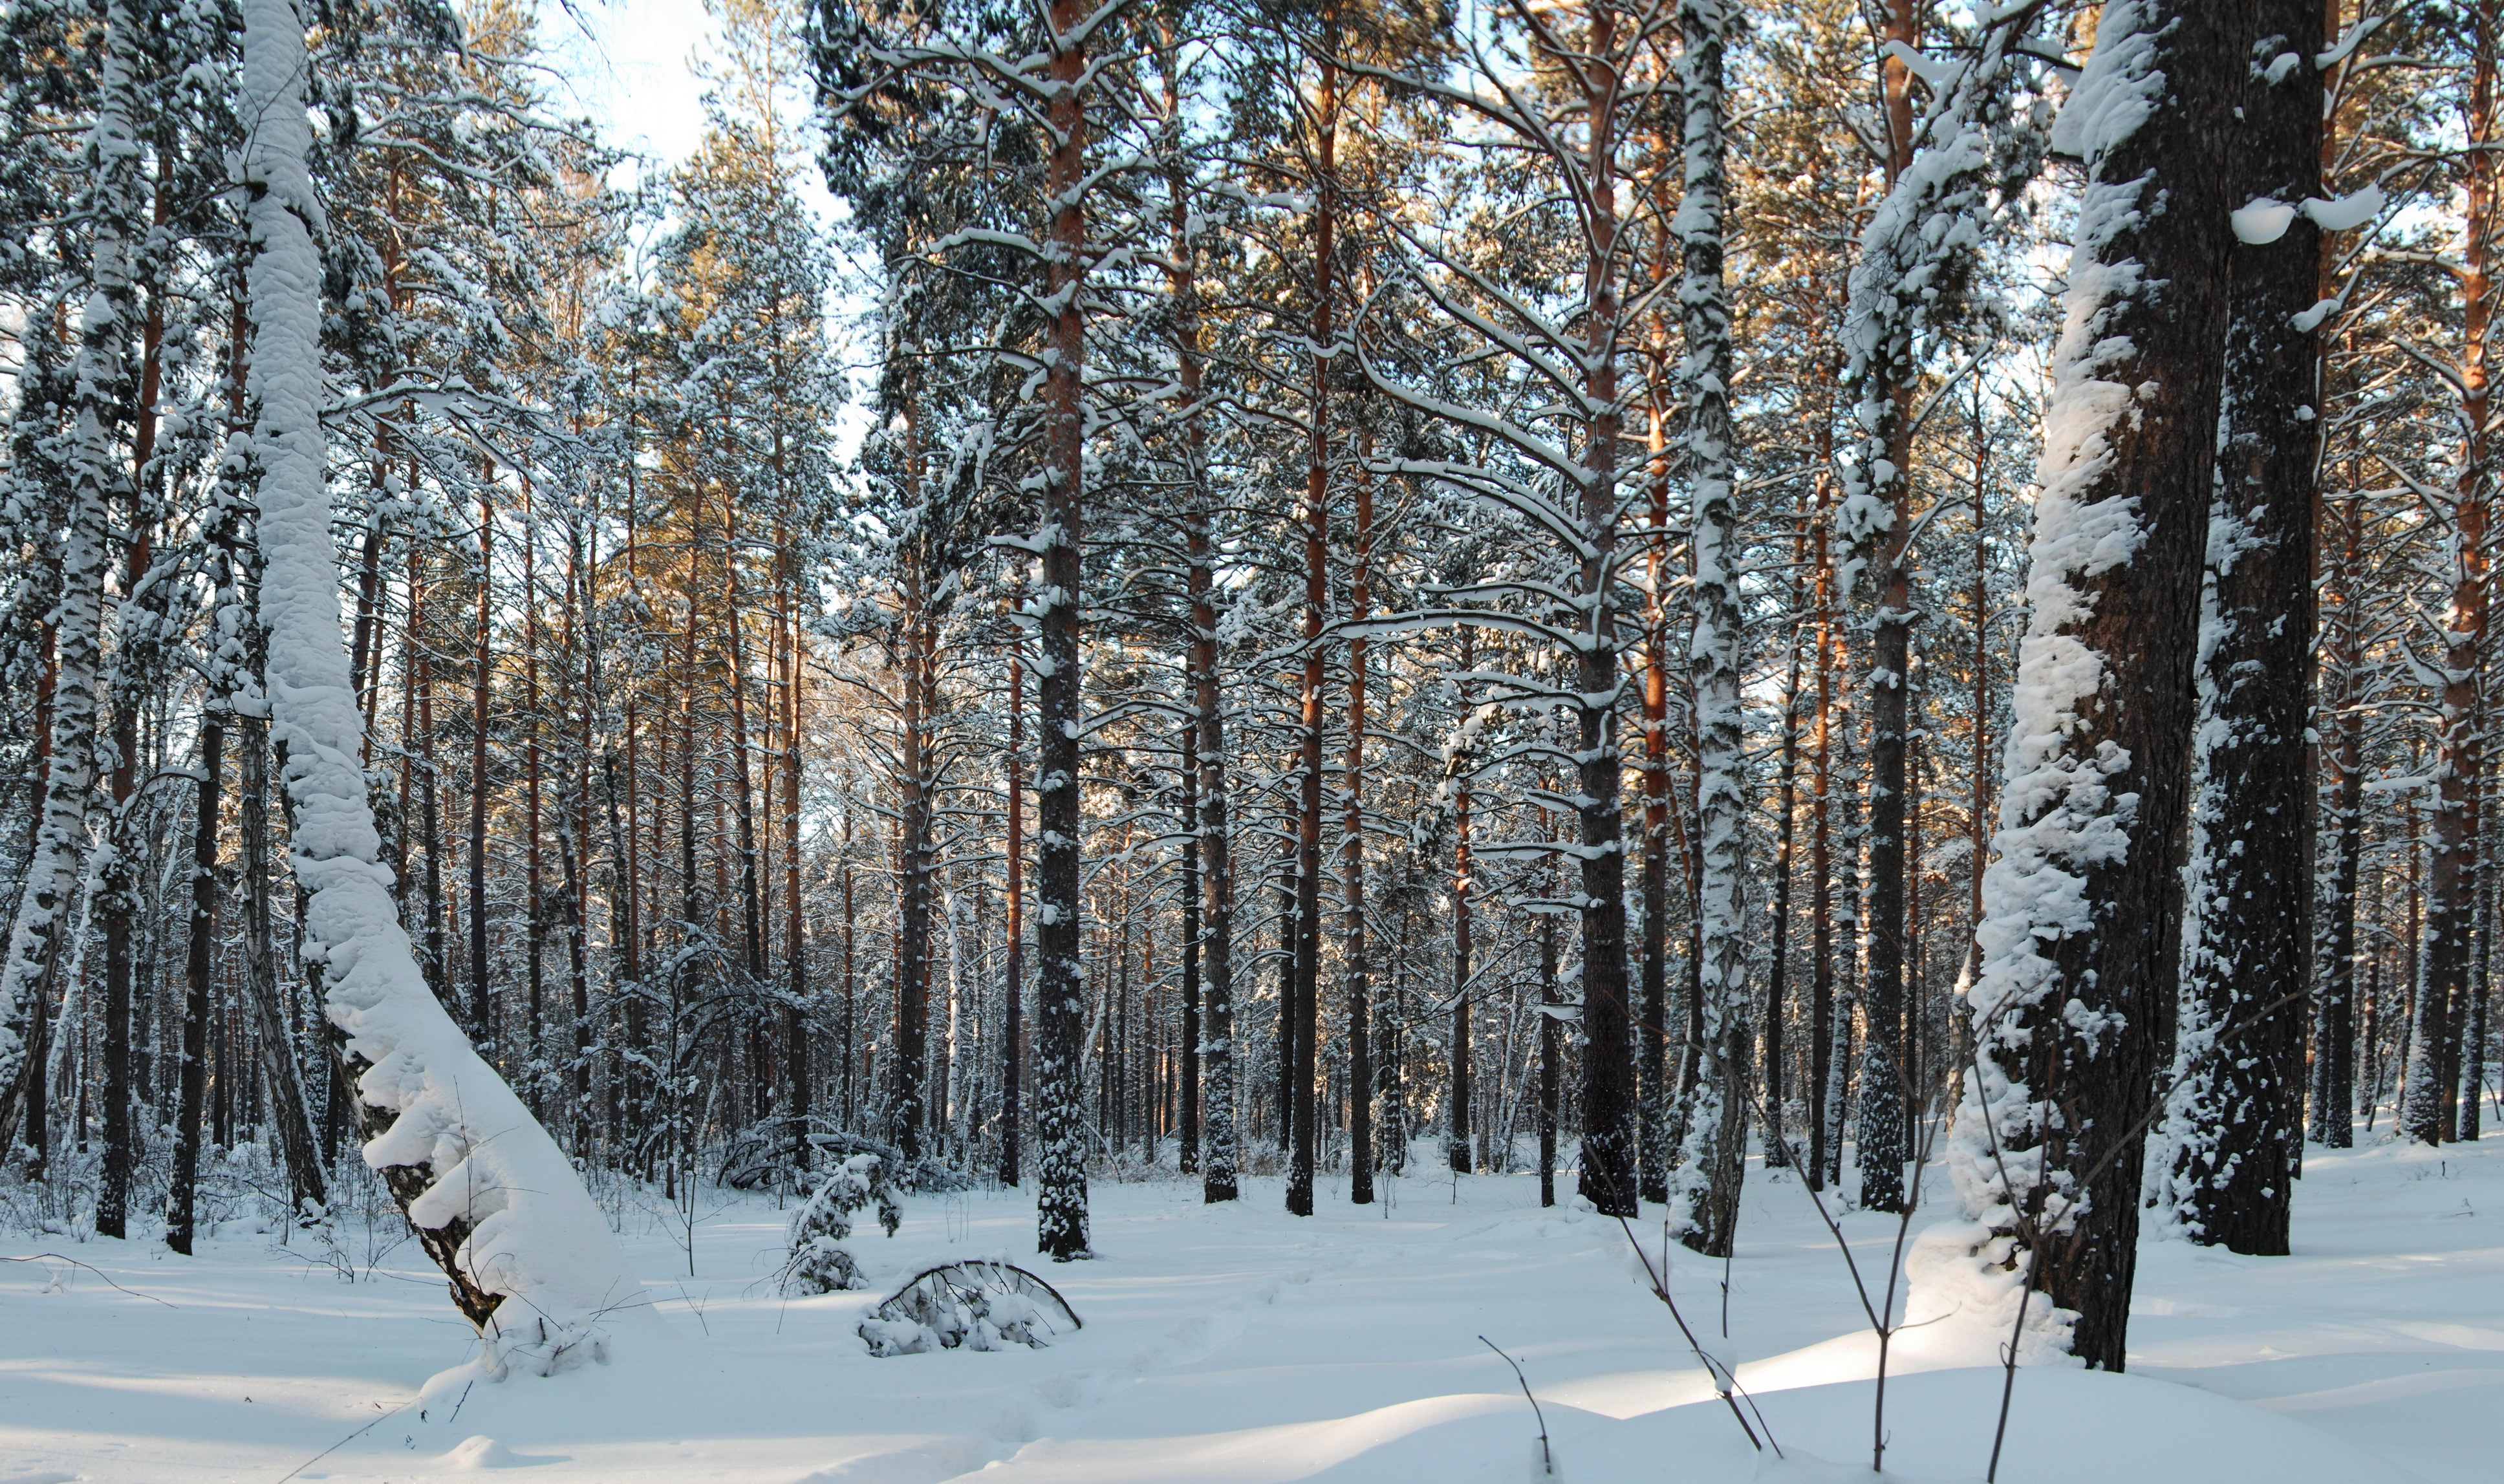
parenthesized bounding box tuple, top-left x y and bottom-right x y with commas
(1, 1, 2500, 1480)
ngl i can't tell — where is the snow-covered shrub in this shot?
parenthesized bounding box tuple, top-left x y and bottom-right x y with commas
(776, 1155, 900, 1296)
(858, 1260, 1080, 1356)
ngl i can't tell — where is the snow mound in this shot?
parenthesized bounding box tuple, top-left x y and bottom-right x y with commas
(441, 1435, 514, 1468)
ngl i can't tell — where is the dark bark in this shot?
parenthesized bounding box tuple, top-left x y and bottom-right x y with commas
(1191, 482, 1238, 1203)
(1855, 0, 1922, 1220)
(1004, 650, 1025, 1187)
(1574, 3, 1636, 1220)
(2174, 0, 2322, 1254)
(166, 704, 222, 1255)
(1288, 54, 1337, 1219)
(2406, 3, 2496, 1147)
(1345, 456, 1373, 1205)
(1980, 0, 2250, 1371)
(1034, 0, 1093, 1260)
(2310, 499, 2362, 1146)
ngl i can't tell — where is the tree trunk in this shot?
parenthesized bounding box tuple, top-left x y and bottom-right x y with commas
(1571, 3, 1637, 1220)
(1670, 0, 1747, 1253)
(2313, 494, 2366, 1147)
(1851, 0, 1923, 1220)
(0, 0, 133, 1162)
(1450, 634, 1474, 1175)
(167, 701, 222, 1254)
(1004, 649, 1025, 1185)
(1191, 479, 1238, 1203)
(2406, 4, 2495, 1148)
(1539, 843, 1560, 1209)
(2169, 0, 2322, 1253)
(1034, 0, 1094, 1260)
(1952, 0, 2249, 1371)
(237, 0, 644, 1352)
(1808, 479, 1837, 1191)
(1345, 451, 1374, 1204)
(1288, 53, 1337, 1219)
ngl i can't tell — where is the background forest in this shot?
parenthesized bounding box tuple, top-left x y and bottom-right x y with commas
(0, 0, 2496, 1389)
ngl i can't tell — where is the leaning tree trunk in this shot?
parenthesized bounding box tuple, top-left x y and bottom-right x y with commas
(1945, 0, 2248, 1371)
(1668, 0, 1747, 1254)
(2166, 0, 2322, 1254)
(236, 0, 644, 1364)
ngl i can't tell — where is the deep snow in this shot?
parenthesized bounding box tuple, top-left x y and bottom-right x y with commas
(3, 1129, 2497, 1483)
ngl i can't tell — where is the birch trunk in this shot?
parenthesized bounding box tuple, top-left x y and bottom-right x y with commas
(1668, 0, 1748, 1254)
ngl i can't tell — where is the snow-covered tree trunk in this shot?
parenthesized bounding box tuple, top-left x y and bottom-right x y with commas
(1942, 0, 2250, 1371)
(1839, 0, 2055, 1215)
(237, 0, 645, 1366)
(1846, 0, 1923, 1219)
(1569, 3, 1638, 1220)
(1031, 0, 1094, 1262)
(1288, 60, 1334, 1218)
(2163, 0, 2322, 1254)
(1344, 460, 1374, 1205)
(2311, 496, 2366, 1147)
(2404, 6, 2495, 1148)
(86, 0, 158, 1243)
(0, 0, 138, 1148)
(1668, 0, 1747, 1256)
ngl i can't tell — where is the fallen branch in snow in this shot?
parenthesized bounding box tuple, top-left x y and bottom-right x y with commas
(1614, 1216, 1780, 1457)
(1478, 1335, 1555, 1478)
(0, 1252, 177, 1307)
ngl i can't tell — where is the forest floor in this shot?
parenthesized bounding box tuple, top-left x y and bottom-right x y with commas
(2, 1126, 2498, 1483)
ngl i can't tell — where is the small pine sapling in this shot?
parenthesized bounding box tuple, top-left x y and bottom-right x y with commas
(777, 1156, 901, 1296)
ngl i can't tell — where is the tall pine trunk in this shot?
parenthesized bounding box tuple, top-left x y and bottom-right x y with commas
(1033, 0, 1094, 1260)
(2167, 0, 2323, 1253)
(1288, 52, 1337, 1219)
(2405, 3, 2496, 1148)
(1948, 0, 2249, 1371)
(2313, 495, 2366, 1146)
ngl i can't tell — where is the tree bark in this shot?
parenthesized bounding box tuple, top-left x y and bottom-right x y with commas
(2405, 2, 2495, 1148)
(1288, 52, 1337, 1219)
(2170, 0, 2322, 1253)
(1670, 0, 1747, 1252)
(1034, 0, 1094, 1260)
(1952, 0, 2250, 1371)
(2313, 494, 2366, 1147)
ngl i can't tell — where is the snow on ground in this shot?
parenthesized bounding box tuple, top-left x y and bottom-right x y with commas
(3, 1130, 2497, 1483)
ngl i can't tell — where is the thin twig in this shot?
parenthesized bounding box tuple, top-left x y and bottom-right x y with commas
(1479, 1335, 1555, 1477)
(1615, 1215, 1780, 1456)
(1, 1252, 178, 1307)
